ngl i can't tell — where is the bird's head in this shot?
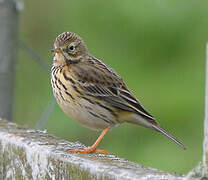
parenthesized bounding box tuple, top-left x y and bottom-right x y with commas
(52, 32, 88, 66)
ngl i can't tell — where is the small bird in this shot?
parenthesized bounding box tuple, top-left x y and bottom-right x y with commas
(51, 32, 186, 154)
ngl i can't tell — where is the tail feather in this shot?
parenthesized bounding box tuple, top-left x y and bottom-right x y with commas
(152, 124, 186, 150)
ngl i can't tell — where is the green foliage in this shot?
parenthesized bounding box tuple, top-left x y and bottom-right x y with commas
(15, 0, 207, 174)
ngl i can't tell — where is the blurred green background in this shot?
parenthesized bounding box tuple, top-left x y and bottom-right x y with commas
(15, 0, 208, 174)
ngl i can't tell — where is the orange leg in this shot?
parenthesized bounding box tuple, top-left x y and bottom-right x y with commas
(68, 127, 110, 154)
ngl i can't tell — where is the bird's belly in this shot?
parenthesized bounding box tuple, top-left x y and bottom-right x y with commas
(55, 95, 117, 130)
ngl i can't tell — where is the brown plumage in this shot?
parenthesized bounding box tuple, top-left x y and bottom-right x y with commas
(51, 32, 186, 154)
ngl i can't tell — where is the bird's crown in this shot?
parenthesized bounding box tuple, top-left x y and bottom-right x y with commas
(54, 32, 82, 47)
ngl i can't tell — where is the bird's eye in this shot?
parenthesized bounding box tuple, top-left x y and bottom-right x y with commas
(69, 45, 75, 51)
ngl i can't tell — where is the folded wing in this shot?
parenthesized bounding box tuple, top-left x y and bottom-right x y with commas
(73, 58, 155, 122)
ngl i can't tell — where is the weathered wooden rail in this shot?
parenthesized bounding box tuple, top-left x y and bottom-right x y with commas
(0, 119, 186, 180)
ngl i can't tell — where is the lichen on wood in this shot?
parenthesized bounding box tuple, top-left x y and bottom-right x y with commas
(0, 119, 185, 180)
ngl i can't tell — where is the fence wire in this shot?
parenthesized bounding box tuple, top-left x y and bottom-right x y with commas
(18, 40, 56, 130)
(18, 41, 50, 74)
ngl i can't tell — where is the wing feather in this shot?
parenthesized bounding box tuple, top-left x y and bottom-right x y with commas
(72, 58, 155, 121)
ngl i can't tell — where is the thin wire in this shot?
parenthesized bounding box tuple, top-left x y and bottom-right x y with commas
(18, 40, 56, 130)
(35, 97, 56, 130)
(18, 40, 50, 74)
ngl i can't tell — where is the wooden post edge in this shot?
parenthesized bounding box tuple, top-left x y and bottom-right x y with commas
(0, 119, 186, 180)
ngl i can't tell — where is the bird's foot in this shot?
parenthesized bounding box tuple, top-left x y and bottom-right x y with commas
(68, 147, 108, 154)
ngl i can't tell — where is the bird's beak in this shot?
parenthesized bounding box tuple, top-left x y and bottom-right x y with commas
(51, 48, 63, 53)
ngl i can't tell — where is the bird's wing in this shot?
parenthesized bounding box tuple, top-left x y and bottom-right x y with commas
(72, 57, 155, 121)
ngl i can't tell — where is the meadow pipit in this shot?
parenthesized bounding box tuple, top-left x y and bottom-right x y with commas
(51, 32, 186, 154)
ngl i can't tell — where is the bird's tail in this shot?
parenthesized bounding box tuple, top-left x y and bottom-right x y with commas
(125, 113, 186, 149)
(152, 124, 186, 150)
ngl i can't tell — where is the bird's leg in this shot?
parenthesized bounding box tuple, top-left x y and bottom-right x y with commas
(68, 127, 110, 154)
